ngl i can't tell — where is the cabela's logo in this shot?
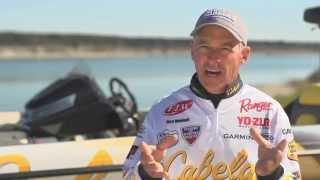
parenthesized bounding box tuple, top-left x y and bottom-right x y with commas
(164, 100, 193, 116)
(163, 149, 255, 179)
(181, 125, 200, 145)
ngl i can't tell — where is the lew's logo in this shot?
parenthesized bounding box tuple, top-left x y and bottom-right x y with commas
(164, 100, 193, 116)
(238, 116, 271, 127)
(239, 98, 272, 113)
(181, 125, 200, 145)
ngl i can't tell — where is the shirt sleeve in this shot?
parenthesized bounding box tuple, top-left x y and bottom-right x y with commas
(122, 109, 159, 179)
(271, 102, 301, 180)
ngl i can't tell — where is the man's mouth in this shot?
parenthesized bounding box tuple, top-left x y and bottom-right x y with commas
(205, 69, 222, 77)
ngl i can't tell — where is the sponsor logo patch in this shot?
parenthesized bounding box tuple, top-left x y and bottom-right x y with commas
(288, 140, 298, 161)
(126, 145, 139, 160)
(281, 128, 292, 135)
(164, 100, 193, 116)
(237, 116, 271, 128)
(223, 133, 252, 140)
(157, 129, 179, 145)
(261, 133, 274, 141)
(163, 149, 255, 179)
(181, 125, 201, 145)
(166, 118, 190, 124)
(223, 133, 274, 141)
(239, 98, 272, 113)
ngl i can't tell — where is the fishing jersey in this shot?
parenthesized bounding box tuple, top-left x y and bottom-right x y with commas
(123, 79, 301, 179)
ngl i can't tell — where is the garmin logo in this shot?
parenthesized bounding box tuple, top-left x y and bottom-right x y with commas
(223, 133, 273, 141)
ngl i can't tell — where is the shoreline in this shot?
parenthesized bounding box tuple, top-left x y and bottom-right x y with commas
(0, 47, 189, 60)
(0, 32, 318, 59)
(0, 48, 317, 60)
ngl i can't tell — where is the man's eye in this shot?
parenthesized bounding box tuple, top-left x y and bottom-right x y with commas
(197, 45, 209, 51)
(198, 44, 209, 48)
(220, 47, 232, 52)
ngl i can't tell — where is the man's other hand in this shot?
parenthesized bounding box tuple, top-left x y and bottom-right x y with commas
(140, 135, 178, 178)
(250, 127, 287, 176)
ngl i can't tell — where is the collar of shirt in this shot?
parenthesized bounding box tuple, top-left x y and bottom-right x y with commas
(189, 73, 243, 108)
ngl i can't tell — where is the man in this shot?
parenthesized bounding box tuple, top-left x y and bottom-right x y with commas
(123, 8, 301, 179)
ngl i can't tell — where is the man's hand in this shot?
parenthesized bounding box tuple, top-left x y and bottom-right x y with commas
(250, 127, 287, 176)
(140, 135, 178, 178)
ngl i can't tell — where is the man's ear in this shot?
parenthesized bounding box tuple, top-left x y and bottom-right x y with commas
(241, 46, 251, 64)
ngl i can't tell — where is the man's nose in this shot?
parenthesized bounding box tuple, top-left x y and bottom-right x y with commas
(207, 50, 222, 63)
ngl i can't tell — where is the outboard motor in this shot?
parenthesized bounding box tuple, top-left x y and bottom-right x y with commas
(21, 73, 124, 138)
(304, 6, 320, 27)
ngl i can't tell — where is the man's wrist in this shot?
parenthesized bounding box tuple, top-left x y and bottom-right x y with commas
(256, 165, 284, 180)
(138, 163, 162, 180)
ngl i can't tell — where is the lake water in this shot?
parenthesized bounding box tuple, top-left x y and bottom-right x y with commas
(0, 52, 319, 111)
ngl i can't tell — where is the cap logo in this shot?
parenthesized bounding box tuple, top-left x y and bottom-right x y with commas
(203, 9, 235, 23)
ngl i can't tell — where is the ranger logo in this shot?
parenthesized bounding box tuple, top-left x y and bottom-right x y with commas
(239, 98, 272, 113)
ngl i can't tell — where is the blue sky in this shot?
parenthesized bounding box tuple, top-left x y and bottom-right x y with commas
(0, 1, 319, 42)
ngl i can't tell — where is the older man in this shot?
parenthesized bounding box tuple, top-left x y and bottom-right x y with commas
(123, 8, 301, 180)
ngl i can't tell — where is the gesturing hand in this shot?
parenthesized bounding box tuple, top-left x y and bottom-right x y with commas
(250, 127, 287, 176)
(140, 135, 178, 178)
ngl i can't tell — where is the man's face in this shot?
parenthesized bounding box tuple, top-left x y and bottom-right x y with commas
(191, 25, 250, 93)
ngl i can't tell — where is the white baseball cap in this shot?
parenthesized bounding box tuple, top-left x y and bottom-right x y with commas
(191, 9, 248, 45)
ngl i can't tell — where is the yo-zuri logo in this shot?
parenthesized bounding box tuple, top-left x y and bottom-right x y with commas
(239, 98, 272, 113)
(237, 116, 271, 127)
(164, 100, 193, 116)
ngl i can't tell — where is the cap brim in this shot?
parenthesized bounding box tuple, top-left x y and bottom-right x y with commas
(190, 23, 245, 45)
